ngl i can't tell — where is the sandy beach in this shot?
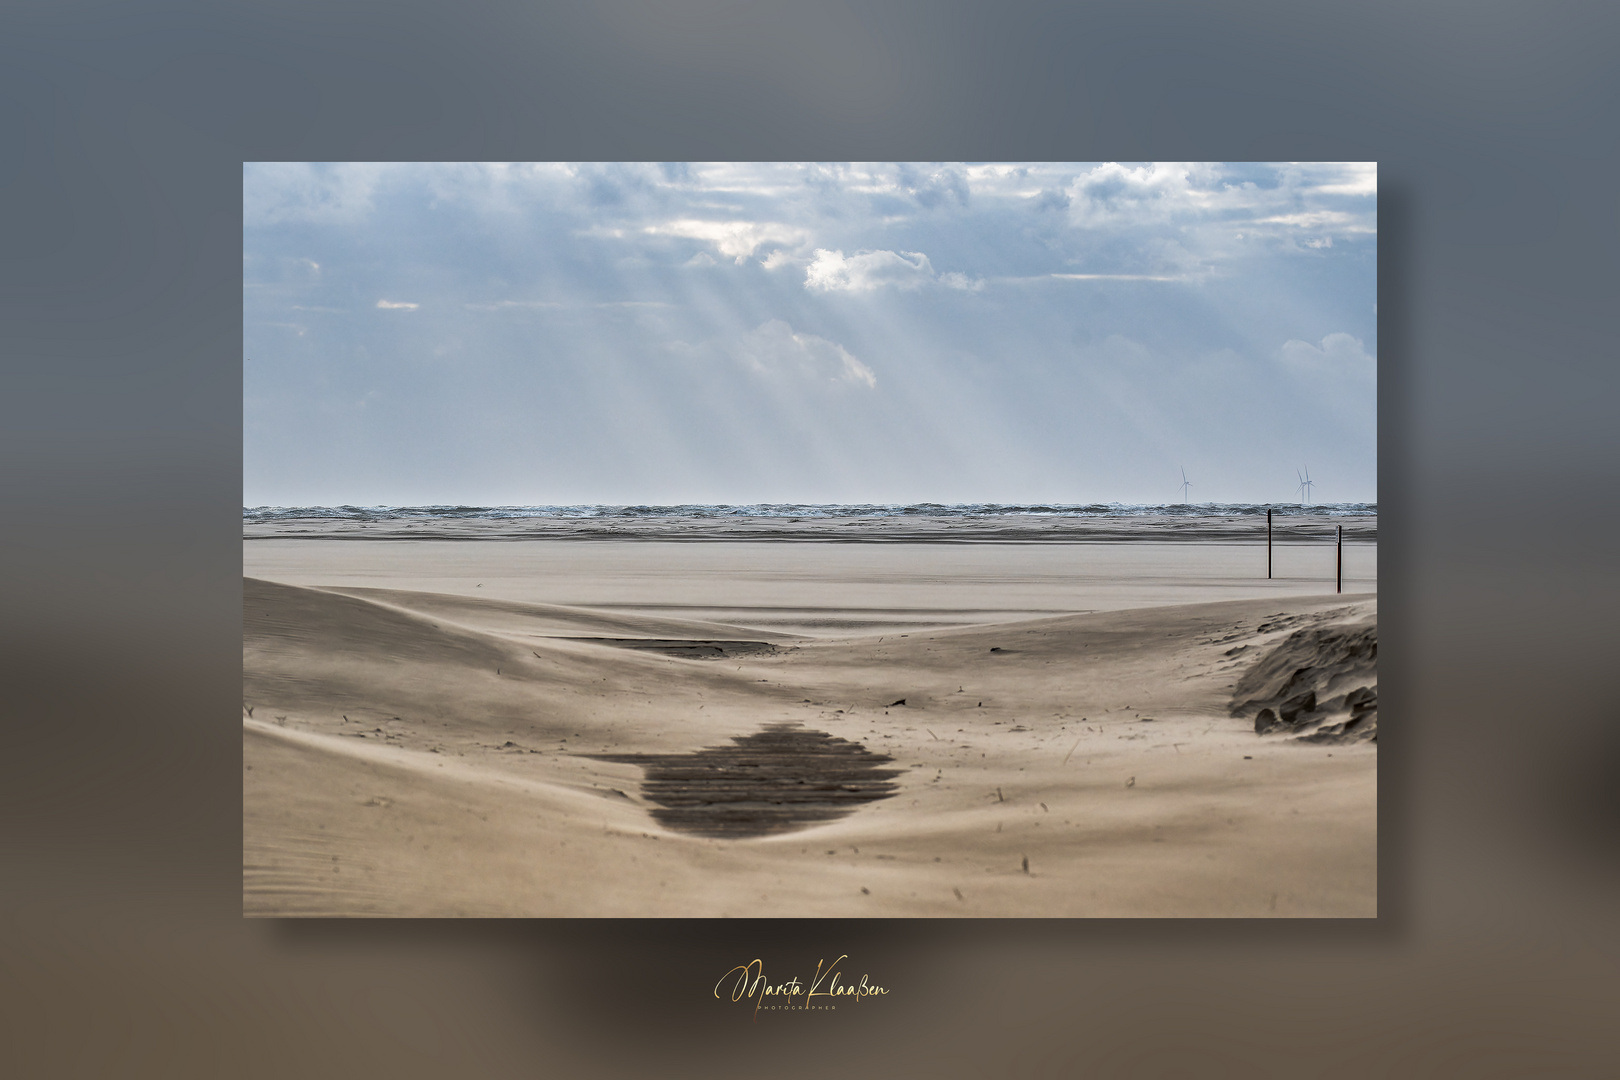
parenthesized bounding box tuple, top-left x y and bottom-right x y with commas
(244, 531, 1376, 917)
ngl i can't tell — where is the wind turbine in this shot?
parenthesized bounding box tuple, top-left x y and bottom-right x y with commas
(1296, 467, 1315, 505)
(1177, 467, 1192, 503)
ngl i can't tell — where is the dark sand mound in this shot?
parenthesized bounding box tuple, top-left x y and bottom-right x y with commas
(589, 725, 900, 837)
(1230, 618, 1377, 744)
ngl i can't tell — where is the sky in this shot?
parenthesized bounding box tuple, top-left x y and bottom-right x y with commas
(243, 162, 1376, 507)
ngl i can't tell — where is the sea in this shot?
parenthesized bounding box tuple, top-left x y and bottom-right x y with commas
(243, 503, 1377, 543)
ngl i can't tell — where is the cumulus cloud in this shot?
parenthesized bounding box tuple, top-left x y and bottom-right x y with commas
(803, 248, 986, 292)
(1280, 332, 1376, 371)
(643, 219, 809, 262)
(735, 320, 876, 388)
(939, 271, 986, 291)
(376, 299, 419, 310)
(803, 248, 985, 293)
(1032, 188, 1071, 212)
(805, 248, 934, 292)
(1067, 162, 1219, 226)
(892, 163, 970, 208)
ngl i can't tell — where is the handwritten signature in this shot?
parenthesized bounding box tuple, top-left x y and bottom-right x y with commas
(715, 956, 888, 1019)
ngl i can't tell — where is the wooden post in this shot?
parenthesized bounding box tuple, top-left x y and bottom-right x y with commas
(1336, 524, 1342, 594)
(1267, 509, 1272, 579)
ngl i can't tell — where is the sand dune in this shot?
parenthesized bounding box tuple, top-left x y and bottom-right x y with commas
(244, 557, 1376, 917)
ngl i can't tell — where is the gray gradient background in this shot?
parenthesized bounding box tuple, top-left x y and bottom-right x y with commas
(4, 2, 1617, 1076)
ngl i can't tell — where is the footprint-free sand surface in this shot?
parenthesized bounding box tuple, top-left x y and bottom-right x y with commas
(244, 538, 1376, 917)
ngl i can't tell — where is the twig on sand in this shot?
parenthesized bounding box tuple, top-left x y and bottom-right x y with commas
(242, 705, 253, 718)
(1021, 855, 1029, 874)
(1062, 738, 1081, 765)
(927, 729, 939, 740)
(996, 787, 1004, 802)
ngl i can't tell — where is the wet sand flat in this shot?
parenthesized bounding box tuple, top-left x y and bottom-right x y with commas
(244, 537, 1375, 635)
